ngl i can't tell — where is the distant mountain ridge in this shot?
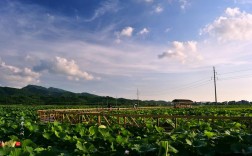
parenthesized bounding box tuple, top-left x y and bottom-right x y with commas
(21, 85, 73, 96)
(0, 85, 103, 105)
(0, 85, 169, 106)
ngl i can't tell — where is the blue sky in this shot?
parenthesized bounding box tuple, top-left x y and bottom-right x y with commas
(0, 0, 252, 102)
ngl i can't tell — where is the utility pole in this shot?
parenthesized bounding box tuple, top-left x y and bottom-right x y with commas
(213, 66, 217, 104)
(106, 96, 108, 108)
(116, 96, 118, 108)
(137, 89, 140, 106)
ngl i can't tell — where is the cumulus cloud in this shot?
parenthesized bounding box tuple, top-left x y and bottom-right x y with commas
(225, 7, 240, 16)
(120, 26, 134, 37)
(0, 59, 40, 87)
(200, 7, 252, 42)
(34, 57, 94, 81)
(115, 26, 134, 43)
(158, 41, 202, 63)
(138, 28, 149, 35)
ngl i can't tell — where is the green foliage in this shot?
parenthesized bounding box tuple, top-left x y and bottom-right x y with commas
(0, 105, 252, 155)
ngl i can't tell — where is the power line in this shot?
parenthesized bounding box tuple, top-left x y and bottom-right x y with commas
(166, 82, 212, 99)
(143, 77, 211, 96)
(168, 80, 212, 96)
(215, 67, 252, 81)
(218, 68, 252, 75)
(137, 88, 139, 106)
(169, 79, 211, 94)
(140, 67, 252, 101)
(218, 74, 252, 81)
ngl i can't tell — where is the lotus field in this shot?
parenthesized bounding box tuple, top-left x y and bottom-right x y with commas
(0, 105, 252, 155)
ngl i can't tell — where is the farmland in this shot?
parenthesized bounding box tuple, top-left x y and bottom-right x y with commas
(0, 105, 252, 155)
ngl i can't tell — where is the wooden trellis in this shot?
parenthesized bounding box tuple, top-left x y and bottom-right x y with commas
(37, 109, 252, 130)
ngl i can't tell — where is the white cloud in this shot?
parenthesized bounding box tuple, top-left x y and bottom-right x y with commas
(138, 28, 149, 35)
(225, 7, 240, 16)
(120, 26, 134, 37)
(54, 57, 94, 80)
(114, 38, 121, 44)
(34, 57, 94, 81)
(158, 41, 202, 63)
(144, 0, 154, 3)
(234, 0, 252, 4)
(165, 27, 172, 33)
(85, 0, 119, 22)
(179, 0, 190, 10)
(154, 5, 164, 13)
(200, 7, 252, 42)
(166, 0, 190, 10)
(0, 59, 40, 87)
(115, 26, 134, 43)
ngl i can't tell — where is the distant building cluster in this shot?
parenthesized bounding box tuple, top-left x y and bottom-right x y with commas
(196, 100, 251, 105)
(171, 99, 251, 108)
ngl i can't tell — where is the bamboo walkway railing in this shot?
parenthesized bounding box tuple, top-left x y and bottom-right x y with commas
(37, 108, 252, 130)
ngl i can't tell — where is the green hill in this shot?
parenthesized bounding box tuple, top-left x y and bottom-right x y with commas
(0, 85, 169, 106)
(22, 85, 73, 96)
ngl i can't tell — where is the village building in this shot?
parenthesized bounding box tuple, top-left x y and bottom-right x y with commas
(172, 99, 193, 108)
